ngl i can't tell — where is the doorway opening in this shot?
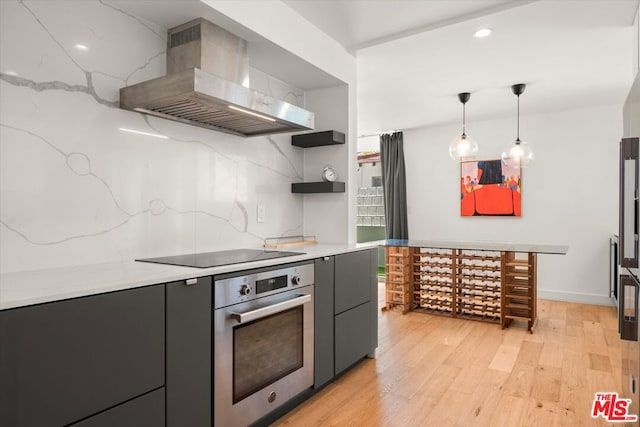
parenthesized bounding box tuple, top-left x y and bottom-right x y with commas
(356, 141, 385, 278)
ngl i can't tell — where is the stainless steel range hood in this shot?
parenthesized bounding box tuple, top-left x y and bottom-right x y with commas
(119, 19, 314, 137)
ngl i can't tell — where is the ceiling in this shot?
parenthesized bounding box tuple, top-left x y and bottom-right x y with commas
(284, 0, 640, 134)
(282, 0, 536, 53)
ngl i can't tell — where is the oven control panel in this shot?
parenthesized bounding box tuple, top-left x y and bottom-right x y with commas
(256, 275, 288, 294)
(214, 262, 314, 308)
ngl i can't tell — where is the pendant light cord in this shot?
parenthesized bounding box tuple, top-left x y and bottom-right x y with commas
(516, 94, 520, 142)
(462, 102, 466, 136)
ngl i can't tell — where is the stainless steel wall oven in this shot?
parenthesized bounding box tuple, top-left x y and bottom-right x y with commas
(213, 262, 314, 426)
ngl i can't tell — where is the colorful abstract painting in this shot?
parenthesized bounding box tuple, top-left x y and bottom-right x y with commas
(460, 159, 521, 216)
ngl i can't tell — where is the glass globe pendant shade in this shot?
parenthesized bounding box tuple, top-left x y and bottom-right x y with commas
(504, 83, 533, 168)
(449, 133, 478, 161)
(501, 138, 533, 168)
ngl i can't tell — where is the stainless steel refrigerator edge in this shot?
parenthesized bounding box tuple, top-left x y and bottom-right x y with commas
(619, 68, 640, 424)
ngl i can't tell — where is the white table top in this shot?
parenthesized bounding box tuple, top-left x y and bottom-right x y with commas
(379, 239, 568, 254)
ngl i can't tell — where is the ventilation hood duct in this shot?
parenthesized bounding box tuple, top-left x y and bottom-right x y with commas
(120, 18, 314, 137)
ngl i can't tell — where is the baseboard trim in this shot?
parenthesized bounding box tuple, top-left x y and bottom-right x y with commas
(538, 289, 614, 307)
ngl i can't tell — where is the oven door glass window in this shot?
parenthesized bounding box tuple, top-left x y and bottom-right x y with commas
(233, 306, 303, 404)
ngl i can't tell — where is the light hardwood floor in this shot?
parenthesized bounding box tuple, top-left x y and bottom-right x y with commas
(275, 283, 628, 426)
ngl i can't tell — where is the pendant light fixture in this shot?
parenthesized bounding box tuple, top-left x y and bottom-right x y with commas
(501, 83, 533, 168)
(449, 92, 478, 161)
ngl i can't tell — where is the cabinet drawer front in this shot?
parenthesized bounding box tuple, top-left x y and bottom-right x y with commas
(70, 388, 164, 427)
(335, 302, 372, 375)
(0, 285, 165, 427)
(335, 250, 372, 314)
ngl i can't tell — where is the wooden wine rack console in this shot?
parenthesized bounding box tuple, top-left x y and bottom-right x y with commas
(385, 246, 538, 332)
(457, 251, 502, 323)
(413, 248, 455, 316)
(501, 252, 537, 332)
(384, 246, 414, 313)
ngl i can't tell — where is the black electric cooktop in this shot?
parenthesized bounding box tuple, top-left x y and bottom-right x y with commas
(136, 249, 303, 268)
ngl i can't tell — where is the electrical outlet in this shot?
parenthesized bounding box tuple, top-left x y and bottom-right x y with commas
(257, 205, 265, 223)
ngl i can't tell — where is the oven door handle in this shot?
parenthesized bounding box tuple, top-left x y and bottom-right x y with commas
(229, 294, 311, 324)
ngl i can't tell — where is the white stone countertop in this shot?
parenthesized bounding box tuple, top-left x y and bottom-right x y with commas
(377, 239, 568, 254)
(0, 243, 380, 310)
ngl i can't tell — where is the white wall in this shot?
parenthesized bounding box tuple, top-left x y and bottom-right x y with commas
(0, 0, 360, 273)
(0, 0, 311, 272)
(633, 4, 639, 76)
(203, 0, 355, 86)
(404, 104, 621, 305)
(302, 85, 349, 243)
(206, 0, 359, 244)
(346, 75, 359, 244)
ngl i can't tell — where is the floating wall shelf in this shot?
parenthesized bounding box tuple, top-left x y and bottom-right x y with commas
(292, 130, 345, 147)
(291, 181, 345, 193)
(291, 130, 346, 193)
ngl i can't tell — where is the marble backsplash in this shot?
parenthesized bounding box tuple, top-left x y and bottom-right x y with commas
(0, 0, 306, 273)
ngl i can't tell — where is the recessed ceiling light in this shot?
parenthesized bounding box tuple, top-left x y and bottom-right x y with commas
(4, 70, 18, 76)
(74, 44, 89, 51)
(474, 28, 492, 38)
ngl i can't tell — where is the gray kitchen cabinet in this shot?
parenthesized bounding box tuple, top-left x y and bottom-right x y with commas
(368, 247, 379, 352)
(335, 301, 373, 375)
(166, 277, 212, 427)
(70, 388, 165, 427)
(314, 248, 378, 380)
(314, 256, 335, 388)
(333, 249, 377, 375)
(334, 249, 373, 314)
(0, 285, 165, 427)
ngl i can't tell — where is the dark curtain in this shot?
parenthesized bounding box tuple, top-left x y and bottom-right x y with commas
(380, 131, 409, 239)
